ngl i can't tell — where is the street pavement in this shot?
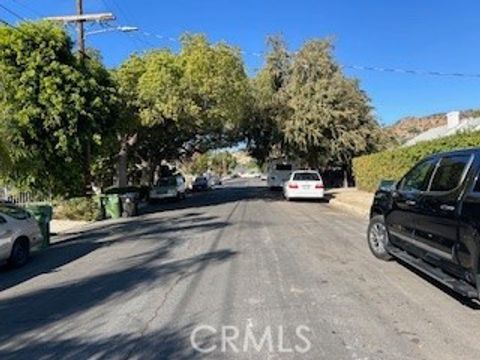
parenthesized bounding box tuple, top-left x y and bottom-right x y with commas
(1, 179, 480, 359)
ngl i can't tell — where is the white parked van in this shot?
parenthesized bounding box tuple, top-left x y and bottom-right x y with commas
(267, 160, 297, 189)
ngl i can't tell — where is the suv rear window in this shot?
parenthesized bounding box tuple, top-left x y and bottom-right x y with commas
(275, 164, 292, 171)
(429, 155, 470, 192)
(157, 177, 176, 187)
(293, 173, 320, 181)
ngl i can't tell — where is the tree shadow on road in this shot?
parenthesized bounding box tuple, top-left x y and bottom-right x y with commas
(0, 211, 231, 293)
(141, 185, 285, 215)
(0, 246, 237, 345)
(0, 322, 212, 360)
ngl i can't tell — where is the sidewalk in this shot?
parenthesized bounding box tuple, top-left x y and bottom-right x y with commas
(326, 187, 373, 219)
(50, 219, 89, 236)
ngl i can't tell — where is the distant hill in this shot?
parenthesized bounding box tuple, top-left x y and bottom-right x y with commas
(386, 109, 480, 144)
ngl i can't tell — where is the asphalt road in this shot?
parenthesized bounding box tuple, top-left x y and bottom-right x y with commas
(1, 179, 480, 359)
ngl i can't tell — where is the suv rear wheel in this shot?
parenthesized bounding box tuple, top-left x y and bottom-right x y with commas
(368, 215, 392, 261)
(9, 237, 30, 268)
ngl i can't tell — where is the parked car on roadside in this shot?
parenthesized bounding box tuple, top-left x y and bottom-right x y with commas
(283, 170, 325, 201)
(192, 176, 210, 191)
(149, 175, 186, 202)
(267, 160, 298, 189)
(0, 204, 43, 268)
(208, 174, 222, 187)
(368, 148, 480, 299)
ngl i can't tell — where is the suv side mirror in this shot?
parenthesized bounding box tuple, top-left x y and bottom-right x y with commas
(379, 179, 396, 192)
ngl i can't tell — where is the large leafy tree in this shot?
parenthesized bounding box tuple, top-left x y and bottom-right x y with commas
(0, 21, 119, 196)
(0, 140, 10, 173)
(282, 39, 383, 173)
(115, 34, 250, 185)
(244, 36, 290, 165)
(245, 37, 385, 184)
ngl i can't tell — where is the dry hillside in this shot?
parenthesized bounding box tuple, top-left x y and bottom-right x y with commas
(386, 109, 480, 144)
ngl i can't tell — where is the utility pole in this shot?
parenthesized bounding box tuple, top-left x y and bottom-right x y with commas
(44, 4, 115, 54)
(76, 0, 85, 57)
(44, 1, 115, 193)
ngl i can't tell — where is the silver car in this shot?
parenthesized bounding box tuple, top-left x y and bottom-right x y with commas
(0, 204, 43, 267)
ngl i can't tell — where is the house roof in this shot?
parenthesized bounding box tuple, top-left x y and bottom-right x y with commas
(404, 117, 480, 146)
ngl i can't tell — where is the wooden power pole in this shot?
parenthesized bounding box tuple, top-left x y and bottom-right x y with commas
(76, 0, 85, 56)
(44, 1, 115, 193)
(45, 1, 115, 56)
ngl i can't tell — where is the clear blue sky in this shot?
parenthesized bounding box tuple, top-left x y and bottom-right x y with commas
(2, 0, 480, 125)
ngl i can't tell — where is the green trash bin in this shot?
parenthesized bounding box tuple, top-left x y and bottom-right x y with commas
(94, 194, 107, 220)
(104, 194, 121, 219)
(26, 203, 53, 248)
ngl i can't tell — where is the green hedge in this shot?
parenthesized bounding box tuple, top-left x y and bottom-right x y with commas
(353, 130, 480, 192)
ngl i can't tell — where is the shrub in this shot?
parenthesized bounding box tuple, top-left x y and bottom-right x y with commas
(353, 130, 480, 192)
(53, 197, 98, 221)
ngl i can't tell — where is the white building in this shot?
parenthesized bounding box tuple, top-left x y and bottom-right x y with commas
(404, 111, 480, 147)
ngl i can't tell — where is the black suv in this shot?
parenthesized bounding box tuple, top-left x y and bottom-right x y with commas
(368, 148, 480, 299)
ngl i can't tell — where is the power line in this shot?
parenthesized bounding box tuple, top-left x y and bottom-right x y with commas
(113, 27, 480, 79)
(103, 0, 155, 48)
(0, 18, 14, 27)
(8, 0, 43, 18)
(0, 3, 26, 21)
(343, 64, 480, 79)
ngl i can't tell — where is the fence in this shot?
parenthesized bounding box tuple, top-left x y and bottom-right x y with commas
(0, 187, 49, 204)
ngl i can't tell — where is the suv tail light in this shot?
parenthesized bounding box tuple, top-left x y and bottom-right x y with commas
(315, 183, 324, 189)
(288, 183, 299, 189)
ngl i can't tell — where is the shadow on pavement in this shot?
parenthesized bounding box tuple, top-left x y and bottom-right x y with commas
(142, 184, 285, 215)
(0, 322, 212, 360)
(396, 259, 480, 310)
(0, 210, 231, 292)
(0, 246, 237, 344)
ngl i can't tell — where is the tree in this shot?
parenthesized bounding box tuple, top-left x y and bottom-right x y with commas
(282, 39, 383, 183)
(243, 36, 291, 165)
(187, 151, 237, 176)
(114, 34, 251, 186)
(0, 21, 119, 196)
(0, 139, 10, 173)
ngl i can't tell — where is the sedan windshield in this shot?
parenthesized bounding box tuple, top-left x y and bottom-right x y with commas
(293, 173, 321, 181)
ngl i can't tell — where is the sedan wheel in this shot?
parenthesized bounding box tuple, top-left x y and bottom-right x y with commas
(367, 215, 392, 260)
(9, 238, 30, 268)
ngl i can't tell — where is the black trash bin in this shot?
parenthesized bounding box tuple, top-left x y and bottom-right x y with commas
(119, 193, 138, 217)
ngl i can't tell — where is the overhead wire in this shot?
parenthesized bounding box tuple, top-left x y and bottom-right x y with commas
(7, 0, 43, 18)
(0, 3, 26, 21)
(1, 3, 478, 80)
(103, 0, 155, 49)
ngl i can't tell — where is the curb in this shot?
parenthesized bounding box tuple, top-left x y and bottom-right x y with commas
(328, 198, 370, 219)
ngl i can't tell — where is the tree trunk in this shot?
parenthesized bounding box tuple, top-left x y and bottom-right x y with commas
(343, 168, 349, 188)
(84, 141, 92, 195)
(117, 133, 138, 188)
(118, 141, 128, 188)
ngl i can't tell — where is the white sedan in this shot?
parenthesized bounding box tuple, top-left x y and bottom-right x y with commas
(0, 204, 43, 267)
(283, 170, 325, 200)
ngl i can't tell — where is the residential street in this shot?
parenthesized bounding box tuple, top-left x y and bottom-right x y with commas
(2, 179, 480, 359)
